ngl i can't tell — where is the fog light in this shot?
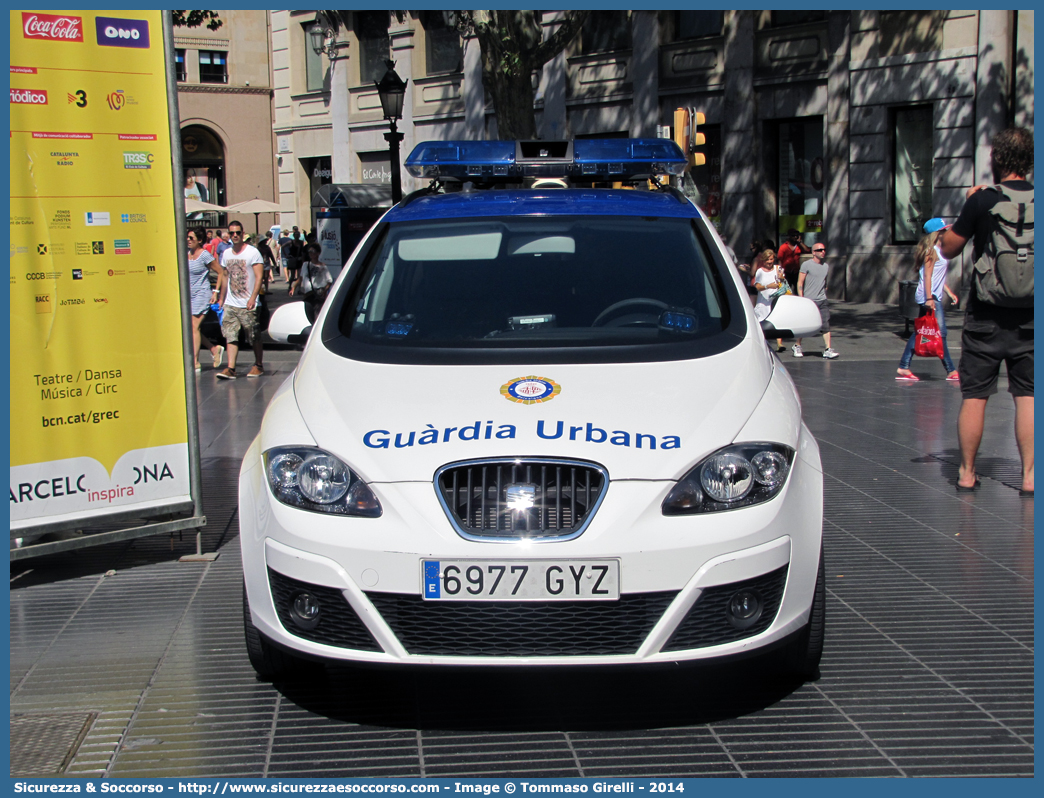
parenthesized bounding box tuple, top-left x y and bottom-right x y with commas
(725, 588, 763, 630)
(289, 591, 321, 630)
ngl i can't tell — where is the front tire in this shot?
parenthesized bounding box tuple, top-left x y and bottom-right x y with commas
(243, 583, 303, 680)
(783, 547, 825, 680)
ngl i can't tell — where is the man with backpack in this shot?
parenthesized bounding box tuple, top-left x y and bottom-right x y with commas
(941, 127, 1033, 496)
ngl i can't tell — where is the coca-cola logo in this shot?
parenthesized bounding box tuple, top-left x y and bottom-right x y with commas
(22, 13, 84, 43)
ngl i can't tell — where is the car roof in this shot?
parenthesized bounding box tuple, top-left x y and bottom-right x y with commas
(383, 188, 703, 224)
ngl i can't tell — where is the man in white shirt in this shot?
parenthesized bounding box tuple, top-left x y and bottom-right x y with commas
(216, 220, 265, 379)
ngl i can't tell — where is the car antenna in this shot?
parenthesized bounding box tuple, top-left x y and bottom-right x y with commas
(398, 179, 443, 208)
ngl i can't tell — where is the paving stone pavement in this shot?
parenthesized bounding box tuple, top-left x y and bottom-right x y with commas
(10, 296, 1033, 778)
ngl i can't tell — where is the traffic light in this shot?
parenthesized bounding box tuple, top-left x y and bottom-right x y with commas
(673, 108, 706, 167)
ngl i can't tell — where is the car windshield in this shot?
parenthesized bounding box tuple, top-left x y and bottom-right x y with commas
(339, 215, 731, 351)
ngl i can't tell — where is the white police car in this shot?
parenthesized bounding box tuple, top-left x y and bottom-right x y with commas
(241, 139, 826, 679)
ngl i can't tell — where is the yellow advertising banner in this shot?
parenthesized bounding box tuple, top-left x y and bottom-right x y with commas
(10, 10, 191, 529)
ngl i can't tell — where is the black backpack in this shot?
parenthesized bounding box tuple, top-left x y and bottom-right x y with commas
(973, 185, 1034, 307)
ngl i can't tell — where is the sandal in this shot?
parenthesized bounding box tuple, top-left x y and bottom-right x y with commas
(896, 370, 919, 381)
(946, 371, 960, 382)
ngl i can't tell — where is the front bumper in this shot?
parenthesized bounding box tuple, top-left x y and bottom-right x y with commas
(240, 428, 823, 667)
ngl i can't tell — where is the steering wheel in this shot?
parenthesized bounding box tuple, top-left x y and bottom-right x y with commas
(591, 298, 669, 327)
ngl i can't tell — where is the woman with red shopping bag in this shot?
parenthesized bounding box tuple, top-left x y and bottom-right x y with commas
(896, 219, 961, 381)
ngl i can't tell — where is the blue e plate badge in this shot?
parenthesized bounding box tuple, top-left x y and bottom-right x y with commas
(423, 561, 441, 598)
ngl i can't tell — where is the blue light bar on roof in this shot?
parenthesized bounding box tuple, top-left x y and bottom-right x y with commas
(404, 138, 687, 181)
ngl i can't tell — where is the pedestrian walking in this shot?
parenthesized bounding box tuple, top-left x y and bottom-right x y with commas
(940, 127, 1034, 495)
(793, 241, 839, 359)
(291, 243, 333, 322)
(186, 227, 224, 372)
(753, 249, 787, 352)
(279, 230, 299, 285)
(216, 220, 266, 380)
(268, 231, 282, 278)
(777, 228, 810, 287)
(258, 231, 276, 290)
(742, 239, 760, 285)
(215, 230, 232, 261)
(204, 230, 221, 257)
(895, 221, 960, 381)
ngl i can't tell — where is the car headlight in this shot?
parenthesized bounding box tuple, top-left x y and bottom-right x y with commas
(662, 443, 794, 515)
(263, 446, 382, 517)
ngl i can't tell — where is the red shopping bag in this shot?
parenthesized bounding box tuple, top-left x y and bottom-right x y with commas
(913, 310, 944, 358)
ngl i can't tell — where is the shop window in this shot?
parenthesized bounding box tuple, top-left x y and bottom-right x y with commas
(304, 23, 325, 92)
(581, 11, 631, 55)
(422, 11, 462, 74)
(174, 49, 186, 82)
(358, 151, 392, 185)
(776, 118, 825, 246)
(893, 106, 934, 243)
(880, 12, 945, 57)
(198, 50, 227, 84)
(305, 156, 333, 203)
(355, 11, 390, 84)
(182, 124, 226, 225)
(674, 11, 724, 41)
(770, 11, 826, 28)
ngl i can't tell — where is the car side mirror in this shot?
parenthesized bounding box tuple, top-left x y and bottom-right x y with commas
(268, 301, 312, 346)
(761, 294, 824, 340)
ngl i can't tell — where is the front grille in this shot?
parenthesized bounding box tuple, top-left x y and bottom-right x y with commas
(268, 568, 383, 652)
(367, 592, 677, 656)
(661, 565, 788, 652)
(436, 458, 608, 541)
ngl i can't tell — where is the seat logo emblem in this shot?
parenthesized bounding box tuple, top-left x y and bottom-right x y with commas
(505, 484, 537, 511)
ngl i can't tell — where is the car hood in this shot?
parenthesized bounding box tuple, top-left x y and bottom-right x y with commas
(292, 336, 773, 482)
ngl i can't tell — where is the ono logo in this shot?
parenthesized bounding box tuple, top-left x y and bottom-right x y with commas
(11, 88, 47, 105)
(96, 17, 150, 49)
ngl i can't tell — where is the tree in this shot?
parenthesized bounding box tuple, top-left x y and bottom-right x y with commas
(455, 11, 589, 140)
(172, 10, 222, 31)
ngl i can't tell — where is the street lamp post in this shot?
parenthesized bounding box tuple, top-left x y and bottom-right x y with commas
(308, 10, 344, 59)
(375, 60, 407, 204)
(308, 11, 351, 185)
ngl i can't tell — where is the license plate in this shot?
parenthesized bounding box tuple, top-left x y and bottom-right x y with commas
(421, 559, 620, 601)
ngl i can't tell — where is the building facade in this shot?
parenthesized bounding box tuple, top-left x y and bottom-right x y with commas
(270, 10, 1033, 302)
(174, 10, 278, 235)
